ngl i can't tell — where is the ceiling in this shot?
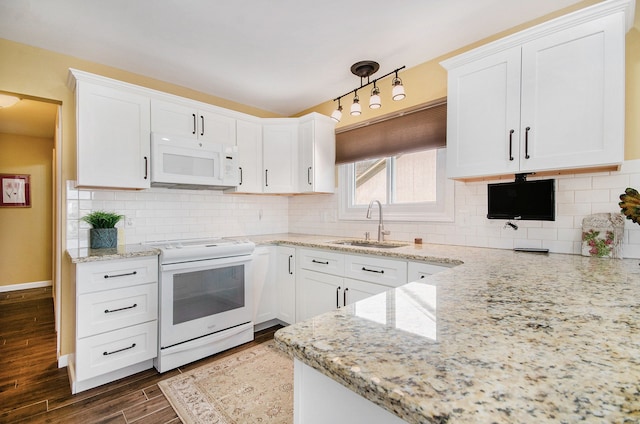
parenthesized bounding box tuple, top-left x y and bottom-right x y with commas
(0, 0, 590, 121)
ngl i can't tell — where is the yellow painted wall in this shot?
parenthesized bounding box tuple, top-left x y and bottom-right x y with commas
(299, 0, 640, 161)
(0, 134, 53, 286)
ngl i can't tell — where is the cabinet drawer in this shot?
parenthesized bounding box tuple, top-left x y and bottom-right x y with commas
(77, 282, 158, 338)
(75, 320, 157, 381)
(76, 257, 158, 294)
(344, 255, 407, 287)
(299, 248, 344, 276)
(407, 262, 452, 282)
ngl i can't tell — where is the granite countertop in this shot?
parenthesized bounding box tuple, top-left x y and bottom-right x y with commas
(273, 236, 640, 423)
(67, 244, 159, 263)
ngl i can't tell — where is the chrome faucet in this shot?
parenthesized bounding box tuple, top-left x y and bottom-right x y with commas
(366, 200, 390, 242)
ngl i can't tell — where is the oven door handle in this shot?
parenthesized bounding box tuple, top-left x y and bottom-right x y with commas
(160, 256, 251, 272)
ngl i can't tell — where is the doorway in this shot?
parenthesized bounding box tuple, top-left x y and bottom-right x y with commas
(0, 92, 62, 354)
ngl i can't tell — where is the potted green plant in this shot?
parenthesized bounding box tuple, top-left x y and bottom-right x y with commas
(81, 210, 124, 249)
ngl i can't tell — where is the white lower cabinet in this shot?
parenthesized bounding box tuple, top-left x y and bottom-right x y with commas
(71, 256, 158, 394)
(275, 246, 296, 325)
(252, 246, 277, 326)
(296, 249, 404, 322)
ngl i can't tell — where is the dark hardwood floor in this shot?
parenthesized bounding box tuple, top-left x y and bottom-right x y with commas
(0, 287, 281, 423)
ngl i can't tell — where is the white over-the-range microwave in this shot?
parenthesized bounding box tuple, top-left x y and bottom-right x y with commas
(150, 133, 239, 189)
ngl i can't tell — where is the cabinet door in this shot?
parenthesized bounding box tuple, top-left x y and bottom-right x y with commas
(262, 123, 298, 193)
(251, 247, 276, 325)
(76, 82, 151, 189)
(446, 47, 522, 179)
(519, 13, 624, 172)
(150, 99, 198, 139)
(297, 269, 342, 322)
(299, 117, 336, 194)
(198, 109, 236, 144)
(234, 119, 263, 193)
(343, 278, 387, 306)
(407, 262, 450, 282)
(276, 246, 296, 324)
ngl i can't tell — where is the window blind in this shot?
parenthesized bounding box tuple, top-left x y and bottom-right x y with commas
(335, 99, 447, 164)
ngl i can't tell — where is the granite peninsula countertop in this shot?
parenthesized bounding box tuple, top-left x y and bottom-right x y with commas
(272, 236, 640, 423)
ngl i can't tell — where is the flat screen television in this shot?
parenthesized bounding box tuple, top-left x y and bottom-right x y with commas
(487, 178, 555, 221)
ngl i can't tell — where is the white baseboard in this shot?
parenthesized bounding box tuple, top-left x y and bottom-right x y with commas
(58, 353, 69, 368)
(0, 280, 52, 292)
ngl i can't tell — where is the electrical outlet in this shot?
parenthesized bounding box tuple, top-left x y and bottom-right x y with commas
(125, 217, 134, 227)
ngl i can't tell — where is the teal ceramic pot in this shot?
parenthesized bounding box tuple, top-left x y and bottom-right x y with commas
(90, 228, 117, 249)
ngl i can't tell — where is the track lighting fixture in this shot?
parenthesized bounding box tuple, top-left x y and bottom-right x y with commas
(369, 83, 381, 109)
(330, 98, 343, 122)
(330, 61, 406, 122)
(350, 91, 361, 116)
(391, 71, 405, 101)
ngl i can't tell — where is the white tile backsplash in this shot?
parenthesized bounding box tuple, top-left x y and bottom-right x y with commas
(65, 159, 640, 258)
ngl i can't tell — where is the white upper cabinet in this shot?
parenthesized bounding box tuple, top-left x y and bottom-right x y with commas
(262, 120, 299, 194)
(150, 98, 236, 145)
(233, 119, 263, 193)
(71, 70, 151, 189)
(69, 70, 336, 193)
(442, 0, 632, 180)
(298, 113, 336, 194)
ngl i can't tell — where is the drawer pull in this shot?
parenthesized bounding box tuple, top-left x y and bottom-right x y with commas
(362, 266, 384, 274)
(104, 303, 138, 314)
(312, 259, 329, 265)
(104, 271, 137, 279)
(103, 343, 136, 356)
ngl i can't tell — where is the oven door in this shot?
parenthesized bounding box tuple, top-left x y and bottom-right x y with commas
(159, 255, 252, 349)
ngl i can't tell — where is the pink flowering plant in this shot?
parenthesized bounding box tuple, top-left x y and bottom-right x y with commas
(582, 229, 614, 257)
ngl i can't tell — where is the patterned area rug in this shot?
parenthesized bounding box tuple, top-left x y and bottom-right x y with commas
(158, 342, 293, 424)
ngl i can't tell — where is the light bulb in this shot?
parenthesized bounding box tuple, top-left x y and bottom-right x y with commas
(331, 105, 343, 122)
(392, 77, 405, 101)
(350, 94, 361, 116)
(369, 86, 381, 109)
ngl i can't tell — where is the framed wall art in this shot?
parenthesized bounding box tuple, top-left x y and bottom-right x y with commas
(1, 174, 31, 207)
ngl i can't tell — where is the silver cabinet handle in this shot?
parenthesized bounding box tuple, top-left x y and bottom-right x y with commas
(239, 167, 243, 185)
(307, 167, 312, 185)
(343, 287, 349, 306)
(288, 255, 293, 275)
(200, 115, 205, 136)
(525, 126, 531, 159)
(265, 169, 269, 187)
(143, 156, 148, 179)
(336, 286, 341, 309)
(312, 259, 329, 265)
(192, 113, 197, 134)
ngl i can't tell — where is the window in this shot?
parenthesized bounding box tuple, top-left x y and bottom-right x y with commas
(339, 148, 453, 222)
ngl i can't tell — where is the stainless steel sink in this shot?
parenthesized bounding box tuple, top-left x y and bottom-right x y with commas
(331, 240, 408, 249)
